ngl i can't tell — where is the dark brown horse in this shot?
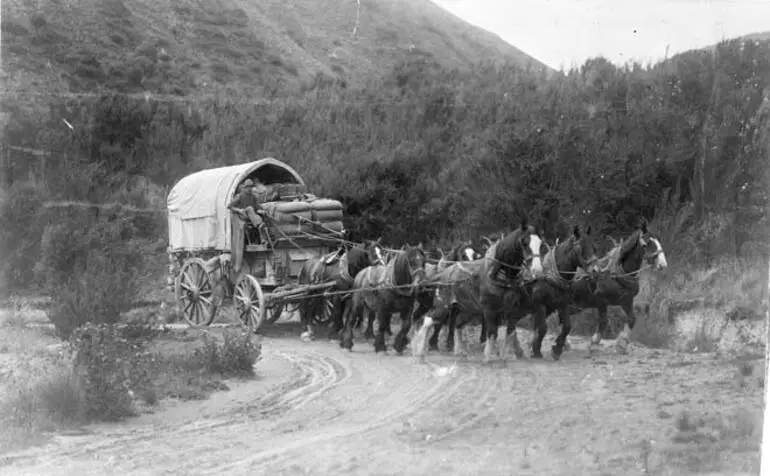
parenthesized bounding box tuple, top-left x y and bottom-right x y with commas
(340, 244, 428, 353)
(424, 240, 484, 351)
(525, 225, 600, 359)
(297, 238, 383, 342)
(570, 219, 668, 353)
(411, 221, 544, 364)
(412, 225, 598, 362)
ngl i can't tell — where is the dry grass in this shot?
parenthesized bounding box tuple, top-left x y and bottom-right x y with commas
(0, 302, 261, 453)
(633, 259, 766, 355)
(647, 407, 763, 475)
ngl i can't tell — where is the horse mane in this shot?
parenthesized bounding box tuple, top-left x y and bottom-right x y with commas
(620, 229, 642, 262)
(390, 247, 419, 286)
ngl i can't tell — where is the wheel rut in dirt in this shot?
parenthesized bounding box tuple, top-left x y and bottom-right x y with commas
(0, 343, 352, 473)
(211, 352, 500, 474)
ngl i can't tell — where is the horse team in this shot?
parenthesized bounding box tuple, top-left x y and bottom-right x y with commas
(297, 218, 668, 364)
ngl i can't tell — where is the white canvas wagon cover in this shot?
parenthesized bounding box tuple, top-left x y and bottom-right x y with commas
(167, 158, 305, 251)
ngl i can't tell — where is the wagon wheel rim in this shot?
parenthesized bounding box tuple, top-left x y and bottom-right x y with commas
(234, 275, 265, 332)
(175, 258, 216, 328)
(265, 302, 285, 325)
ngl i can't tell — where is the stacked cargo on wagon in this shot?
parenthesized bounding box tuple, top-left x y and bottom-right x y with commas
(166, 158, 346, 331)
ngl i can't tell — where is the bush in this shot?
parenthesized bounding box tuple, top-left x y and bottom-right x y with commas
(0, 182, 45, 292)
(0, 354, 86, 449)
(194, 329, 262, 378)
(39, 210, 144, 338)
(69, 323, 147, 421)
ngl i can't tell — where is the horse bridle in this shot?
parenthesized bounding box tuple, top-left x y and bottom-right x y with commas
(406, 250, 427, 281)
(566, 235, 598, 272)
(639, 234, 662, 265)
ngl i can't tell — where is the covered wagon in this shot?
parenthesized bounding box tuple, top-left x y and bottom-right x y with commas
(166, 158, 346, 331)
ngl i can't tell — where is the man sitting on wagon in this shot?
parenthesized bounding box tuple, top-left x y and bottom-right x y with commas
(228, 179, 270, 245)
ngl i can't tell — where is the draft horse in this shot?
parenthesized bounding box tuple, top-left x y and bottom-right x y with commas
(340, 244, 428, 353)
(412, 221, 544, 364)
(297, 238, 384, 342)
(526, 225, 599, 359)
(424, 240, 485, 351)
(416, 225, 598, 362)
(570, 218, 668, 353)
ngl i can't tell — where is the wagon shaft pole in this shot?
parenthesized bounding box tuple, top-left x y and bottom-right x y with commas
(267, 281, 337, 303)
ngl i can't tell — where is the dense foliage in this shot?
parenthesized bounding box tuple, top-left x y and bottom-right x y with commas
(1, 38, 768, 292)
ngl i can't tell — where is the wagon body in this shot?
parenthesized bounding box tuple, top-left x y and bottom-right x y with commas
(166, 158, 345, 330)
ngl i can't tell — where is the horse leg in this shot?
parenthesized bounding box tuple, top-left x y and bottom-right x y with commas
(412, 312, 436, 364)
(551, 306, 572, 361)
(364, 311, 376, 339)
(479, 318, 487, 345)
(339, 297, 356, 351)
(616, 298, 636, 354)
(300, 297, 317, 342)
(428, 322, 442, 351)
(445, 309, 456, 352)
(373, 304, 391, 353)
(450, 307, 469, 360)
(590, 304, 609, 352)
(393, 308, 412, 355)
(531, 306, 548, 359)
(500, 317, 524, 363)
(328, 293, 345, 341)
(482, 307, 499, 364)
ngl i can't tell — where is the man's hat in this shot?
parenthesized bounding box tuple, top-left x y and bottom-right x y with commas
(241, 179, 254, 188)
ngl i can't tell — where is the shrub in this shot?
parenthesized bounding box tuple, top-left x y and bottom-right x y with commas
(0, 355, 86, 445)
(69, 323, 146, 421)
(39, 210, 144, 338)
(194, 329, 262, 378)
(0, 182, 45, 292)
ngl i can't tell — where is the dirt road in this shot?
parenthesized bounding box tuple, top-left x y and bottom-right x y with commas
(0, 323, 763, 476)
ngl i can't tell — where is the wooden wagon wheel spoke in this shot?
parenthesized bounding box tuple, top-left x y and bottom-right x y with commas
(190, 301, 200, 325)
(234, 274, 266, 333)
(175, 258, 218, 328)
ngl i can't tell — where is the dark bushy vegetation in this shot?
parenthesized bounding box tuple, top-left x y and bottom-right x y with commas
(0, 38, 767, 347)
(5, 39, 769, 263)
(38, 208, 144, 338)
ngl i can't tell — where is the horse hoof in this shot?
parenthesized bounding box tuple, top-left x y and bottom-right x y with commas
(551, 348, 562, 361)
(615, 337, 629, 354)
(531, 352, 543, 359)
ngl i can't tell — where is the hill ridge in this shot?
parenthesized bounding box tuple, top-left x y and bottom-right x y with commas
(1, 0, 551, 98)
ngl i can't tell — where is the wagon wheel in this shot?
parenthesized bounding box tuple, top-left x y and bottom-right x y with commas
(175, 258, 217, 328)
(234, 274, 266, 333)
(265, 301, 301, 325)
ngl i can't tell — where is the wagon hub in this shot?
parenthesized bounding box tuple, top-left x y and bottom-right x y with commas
(188, 286, 200, 301)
